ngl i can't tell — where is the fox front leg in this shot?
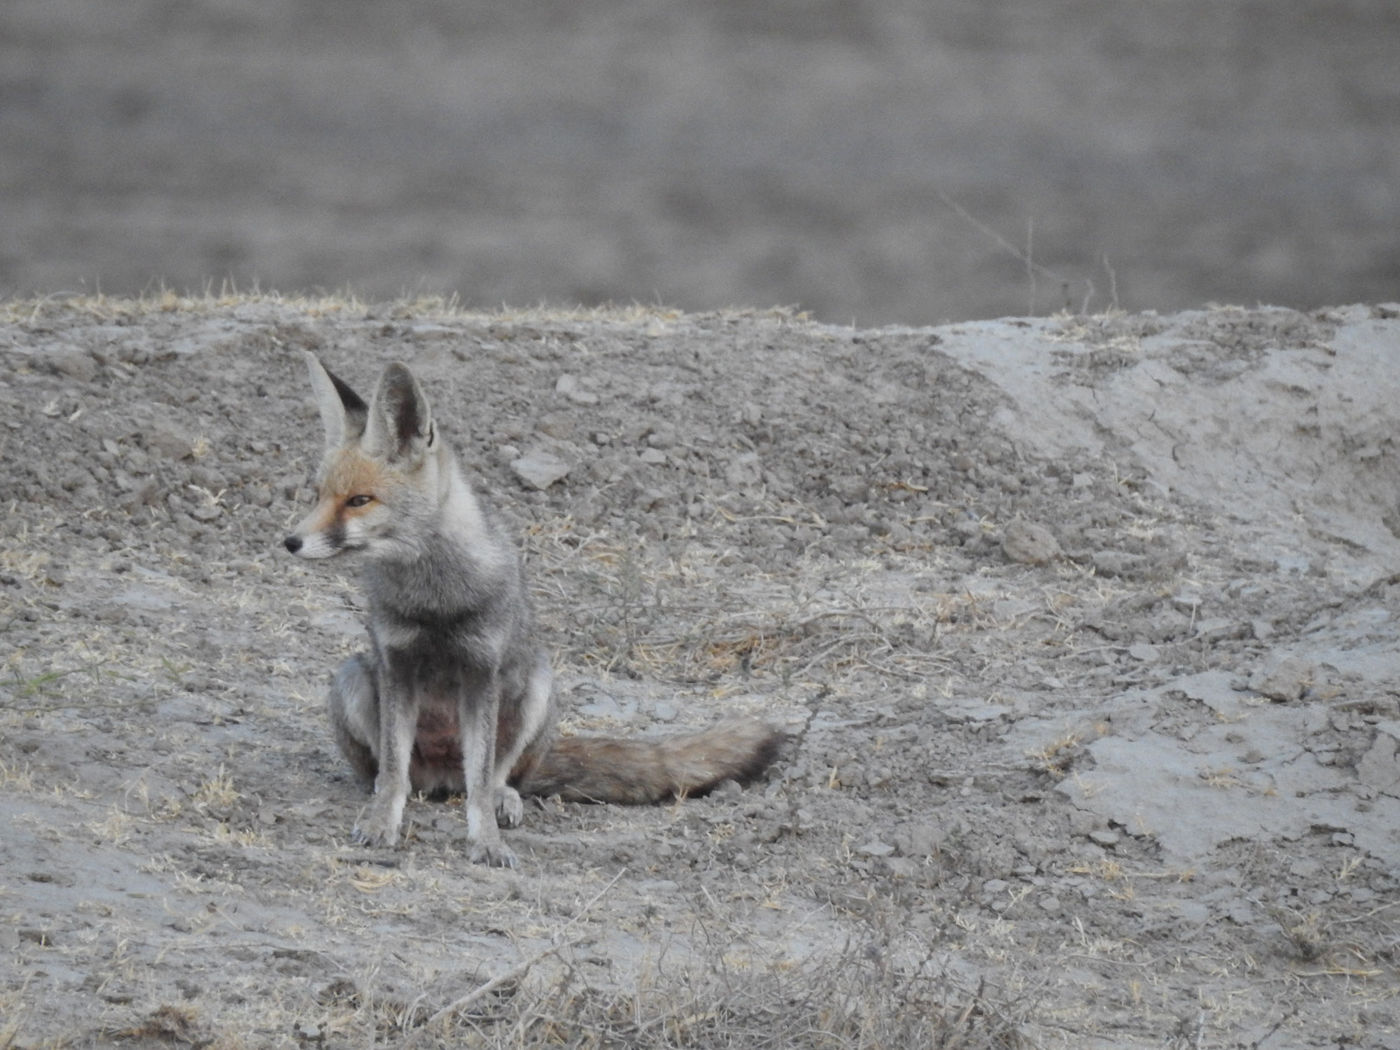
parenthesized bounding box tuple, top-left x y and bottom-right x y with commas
(353, 682, 417, 848)
(462, 671, 517, 868)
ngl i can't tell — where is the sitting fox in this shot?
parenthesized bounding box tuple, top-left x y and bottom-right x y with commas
(283, 353, 780, 866)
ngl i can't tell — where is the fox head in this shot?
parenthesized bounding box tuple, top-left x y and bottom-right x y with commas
(283, 353, 449, 562)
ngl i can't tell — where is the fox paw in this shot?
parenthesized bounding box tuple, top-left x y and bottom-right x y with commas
(352, 825, 398, 848)
(495, 786, 524, 829)
(352, 808, 401, 848)
(469, 839, 518, 868)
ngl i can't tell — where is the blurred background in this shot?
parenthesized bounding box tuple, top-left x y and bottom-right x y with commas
(3, 0, 1397, 325)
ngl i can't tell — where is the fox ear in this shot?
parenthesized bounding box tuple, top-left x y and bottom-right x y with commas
(365, 362, 435, 464)
(303, 352, 368, 450)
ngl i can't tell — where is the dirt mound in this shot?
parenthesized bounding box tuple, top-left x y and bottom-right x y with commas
(2, 295, 1397, 1047)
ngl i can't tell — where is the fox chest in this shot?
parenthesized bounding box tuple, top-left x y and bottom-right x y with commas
(392, 661, 476, 764)
(411, 700, 464, 767)
(378, 650, 491, 787)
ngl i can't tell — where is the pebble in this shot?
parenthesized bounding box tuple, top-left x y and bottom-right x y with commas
(1002, 519, 1061, 565)
(555, 373, 599, 405)
(1127, 642, 1159, 663)
(1248, 657, 1315, 702)
(146, 422, 198, 460)
(1091, 550, 1145, 577)
(981, 878, 1010, 898)
(46, 348, 99, 382)
(510, 450, 571, 489)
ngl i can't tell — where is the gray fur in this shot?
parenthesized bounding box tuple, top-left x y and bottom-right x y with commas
(285, 355, 781, 867)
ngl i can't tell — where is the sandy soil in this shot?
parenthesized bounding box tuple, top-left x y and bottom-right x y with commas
(2, 295, 1399, 1048)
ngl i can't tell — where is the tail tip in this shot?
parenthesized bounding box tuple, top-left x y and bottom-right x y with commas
(724, 717, 788, 786)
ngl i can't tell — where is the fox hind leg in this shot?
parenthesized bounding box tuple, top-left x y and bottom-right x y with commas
(490, 653, 554, 831)
(329, 653, 379, 790)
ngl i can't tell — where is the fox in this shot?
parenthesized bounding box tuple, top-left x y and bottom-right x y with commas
(283, 352, 781, 866)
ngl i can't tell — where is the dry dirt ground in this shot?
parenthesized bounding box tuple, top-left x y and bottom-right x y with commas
(2, 295, 1399, 1048)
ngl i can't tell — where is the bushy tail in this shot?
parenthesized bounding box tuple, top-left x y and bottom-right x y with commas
(518, 718, 783, 804)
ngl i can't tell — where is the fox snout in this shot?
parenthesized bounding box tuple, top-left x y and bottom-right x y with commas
(282, 529, 333, 559)
(283, 518, 352, 560)
(283, 498, 358, 558)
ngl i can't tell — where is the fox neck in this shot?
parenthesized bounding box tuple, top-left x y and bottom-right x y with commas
(362, 456, 518, 622)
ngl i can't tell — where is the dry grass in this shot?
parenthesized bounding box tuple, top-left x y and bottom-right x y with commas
(525, 516, 1068, 694)
(311, 931, 1031, 1050)
(0, 287, 805, 328)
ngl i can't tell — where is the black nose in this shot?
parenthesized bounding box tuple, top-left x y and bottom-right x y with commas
(284, 535, 302, 553)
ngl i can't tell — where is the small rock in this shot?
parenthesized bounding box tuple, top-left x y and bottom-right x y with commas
(981, 878, 1010, 900)
(1002, 520, 1061, 565)
(510, 451, 571, 490)
(1357, 722, 1400, 796)
(1289, 858, 1322, 879)
(1224, 900, 1256, 925)
(555, 374, 599, 405)
(710, 779, 743, 800)
(725, 451, 763, 489)
(1092, 550, 1146, 577)
(1088, 829, 1121, 848)
(879, 856, 920, 879)
(146, 423, 197, 460)
(537, 413, 574, 438)
(121, 478, 160, 510)
(46, 348, 99, 382)
(1127, 642, 1159, 663)
(1174, 900, 1209, 926)
(891, 821, 948, 858)
(1171, 591, 1203, 612)
(1248, 657, 1315, 702)
(1193, 617, 1239, 641)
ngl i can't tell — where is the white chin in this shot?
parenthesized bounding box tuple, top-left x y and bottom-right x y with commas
(295, 539, 342, 559)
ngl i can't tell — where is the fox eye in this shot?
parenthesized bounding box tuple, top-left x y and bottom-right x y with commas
(345, 494, 374, 508)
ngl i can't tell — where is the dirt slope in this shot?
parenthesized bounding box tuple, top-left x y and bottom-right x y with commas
(2, 296, 1398, 1047)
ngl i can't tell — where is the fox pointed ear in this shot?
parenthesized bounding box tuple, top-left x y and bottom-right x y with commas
(364, 362, 435, 464)
(303, 352, 368, 450)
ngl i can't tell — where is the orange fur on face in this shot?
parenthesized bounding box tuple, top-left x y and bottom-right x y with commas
(290, 449, 391, 546)
(319, 450, 387, 508)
